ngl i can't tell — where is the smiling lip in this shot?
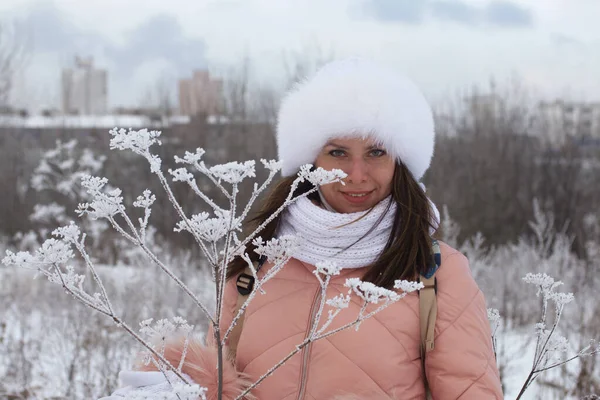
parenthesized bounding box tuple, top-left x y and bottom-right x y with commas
(340, 190, 374, 204)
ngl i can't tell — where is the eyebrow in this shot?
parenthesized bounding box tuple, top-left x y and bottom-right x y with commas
(324, 141, 383, 150)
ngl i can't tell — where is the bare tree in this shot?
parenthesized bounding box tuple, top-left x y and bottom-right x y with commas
(0, 21, 27, 108)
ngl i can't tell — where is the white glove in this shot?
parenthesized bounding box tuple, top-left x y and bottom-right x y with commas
(98, 370, 195, 399)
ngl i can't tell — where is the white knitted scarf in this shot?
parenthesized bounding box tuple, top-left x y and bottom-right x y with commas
(277, 194, 440, 269)
(277, 196, 395, 269)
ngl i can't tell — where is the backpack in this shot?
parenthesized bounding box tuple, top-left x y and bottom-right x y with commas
(229, 240, 442, 399)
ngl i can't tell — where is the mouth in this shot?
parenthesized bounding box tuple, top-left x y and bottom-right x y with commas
(340, 190, 375, 204)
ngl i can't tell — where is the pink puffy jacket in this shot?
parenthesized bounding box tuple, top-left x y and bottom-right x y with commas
(217, 241, 503, 399)
(154, 241, 503, 399)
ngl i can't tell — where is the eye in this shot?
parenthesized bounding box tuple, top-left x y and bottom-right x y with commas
(329, 149, 346, 157)
(369, 149, 386, 157)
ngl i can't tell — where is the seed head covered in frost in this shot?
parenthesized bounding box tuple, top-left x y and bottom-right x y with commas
(169, 168, 194, 183)
(315, 261, 342, 276)
(297, 164, 347, 186)
(252, 235, 300, 265)
(77, 175, 125, 219)
(30, 203, 68, 224)
(326, 293, 351, 310)
(261, 159, 283, 173)
(52, 222, 81, 243)
(80, 175, 109, 194)
(209, 161, 256, 184)
(549, 291, 575, 307)
(487, 308, 501, 325)
(174, 148, 206, 165)
(523, 272, 563, 297)
(345, 278, 400, 304)
(109, 128, 162, 153)
(36, 238, 75, 264)
(2, 250, 35, 268)
(394, 280, 424, 293)
(48, 264, 85, 288)
(133, 190, 156, 209)
(139, 317, 193, 340)
(174, 211, 240, 243)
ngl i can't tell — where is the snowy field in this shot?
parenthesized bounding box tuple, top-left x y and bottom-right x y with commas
(1, 226, 598, 399)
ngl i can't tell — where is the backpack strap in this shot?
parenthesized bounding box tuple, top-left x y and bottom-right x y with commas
(228, 258, 264, 360)
(420, 239, 441, 399)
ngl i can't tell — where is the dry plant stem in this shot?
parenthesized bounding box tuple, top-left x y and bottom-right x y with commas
(187, 178, 221, 212)
(316, 300, 398, 341)
(192, 161, 231, 201)
(51, 264, 112, 315)
(231, 186, 319, 257)
(309, 277, 330, 339)
(149, 357, 184, 400)
(117, 209, 216, 325)
(107, 215, 137, 244)
(177, 335, 191, 372)
(215, 186, 239, 400)
(235, 296, 406, 399)
(51, 264, 190, 383)
(221, 257, 290, 345)
(238, 170, 278, 222)
(234, 337, 311, 400)
(153, 164, 215, 265)
(216, 184, 238, 325)
(72, 237, 115, 315)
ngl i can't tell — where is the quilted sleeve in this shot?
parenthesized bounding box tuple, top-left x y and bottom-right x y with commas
(425, 252, 504, 400)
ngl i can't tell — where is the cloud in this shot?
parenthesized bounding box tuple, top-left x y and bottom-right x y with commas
(362, 0, 533, 28)
(361, 0, 428, 24)
(19, 2, 208, 107)
(484, 1, 533, 27)
(430, 1, 478, 24)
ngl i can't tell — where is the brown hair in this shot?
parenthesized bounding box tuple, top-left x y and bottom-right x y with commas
(227, 162, 437, 289)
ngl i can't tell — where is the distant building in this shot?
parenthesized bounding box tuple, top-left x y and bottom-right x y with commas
(538, 100, 600, 145)
(62, 56, 108, 116)
(178, 70, 223, 116)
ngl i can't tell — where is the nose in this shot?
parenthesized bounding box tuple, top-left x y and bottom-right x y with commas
(345, 159, 369, 184)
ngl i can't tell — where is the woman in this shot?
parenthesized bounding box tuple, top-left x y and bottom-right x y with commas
(104, 59, 503, 399)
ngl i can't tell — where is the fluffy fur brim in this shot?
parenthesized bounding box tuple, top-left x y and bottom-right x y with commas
(276, 58, 435, 180)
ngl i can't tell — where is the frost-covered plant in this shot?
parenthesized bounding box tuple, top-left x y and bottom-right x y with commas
(503, 272, 600, 399)
(15, 139, 126, 262)
(3, 128, 424, 399)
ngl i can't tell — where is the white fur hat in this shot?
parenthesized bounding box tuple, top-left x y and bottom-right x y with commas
(276, 58, 435, 180)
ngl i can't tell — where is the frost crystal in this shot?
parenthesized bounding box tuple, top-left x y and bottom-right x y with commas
(134, 190, 157, 209)
(345, 278, 400, 304)
(252, 235, 300, 265)
(394, 280, 424, 293)
(109, 128, 162, 153)
(261, 159, 283, 173)
(209, 161, 256, 184)
(36, 239, 75, 264)
(549, 292, 575, 307)
(30, 203, 68, 224)
(315, 261, 341, 276)
(326, 293, 351, 309)
(52, 223, 81, 243)
(139, 317, 193, 340)
(2, 250, 35, 268)
(174, 212, 239, 243)
(169, 168, 193, 183)
(48, 264, 85, 288)
(487, 308, 501, 325)
(297, 164, 347, 186)
(174, 148, 206, 164)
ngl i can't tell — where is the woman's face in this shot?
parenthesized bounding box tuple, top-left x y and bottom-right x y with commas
(314, 136, 395, 213)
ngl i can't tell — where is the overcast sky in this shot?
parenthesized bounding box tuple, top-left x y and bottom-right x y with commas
(1, 0, 599, 111)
